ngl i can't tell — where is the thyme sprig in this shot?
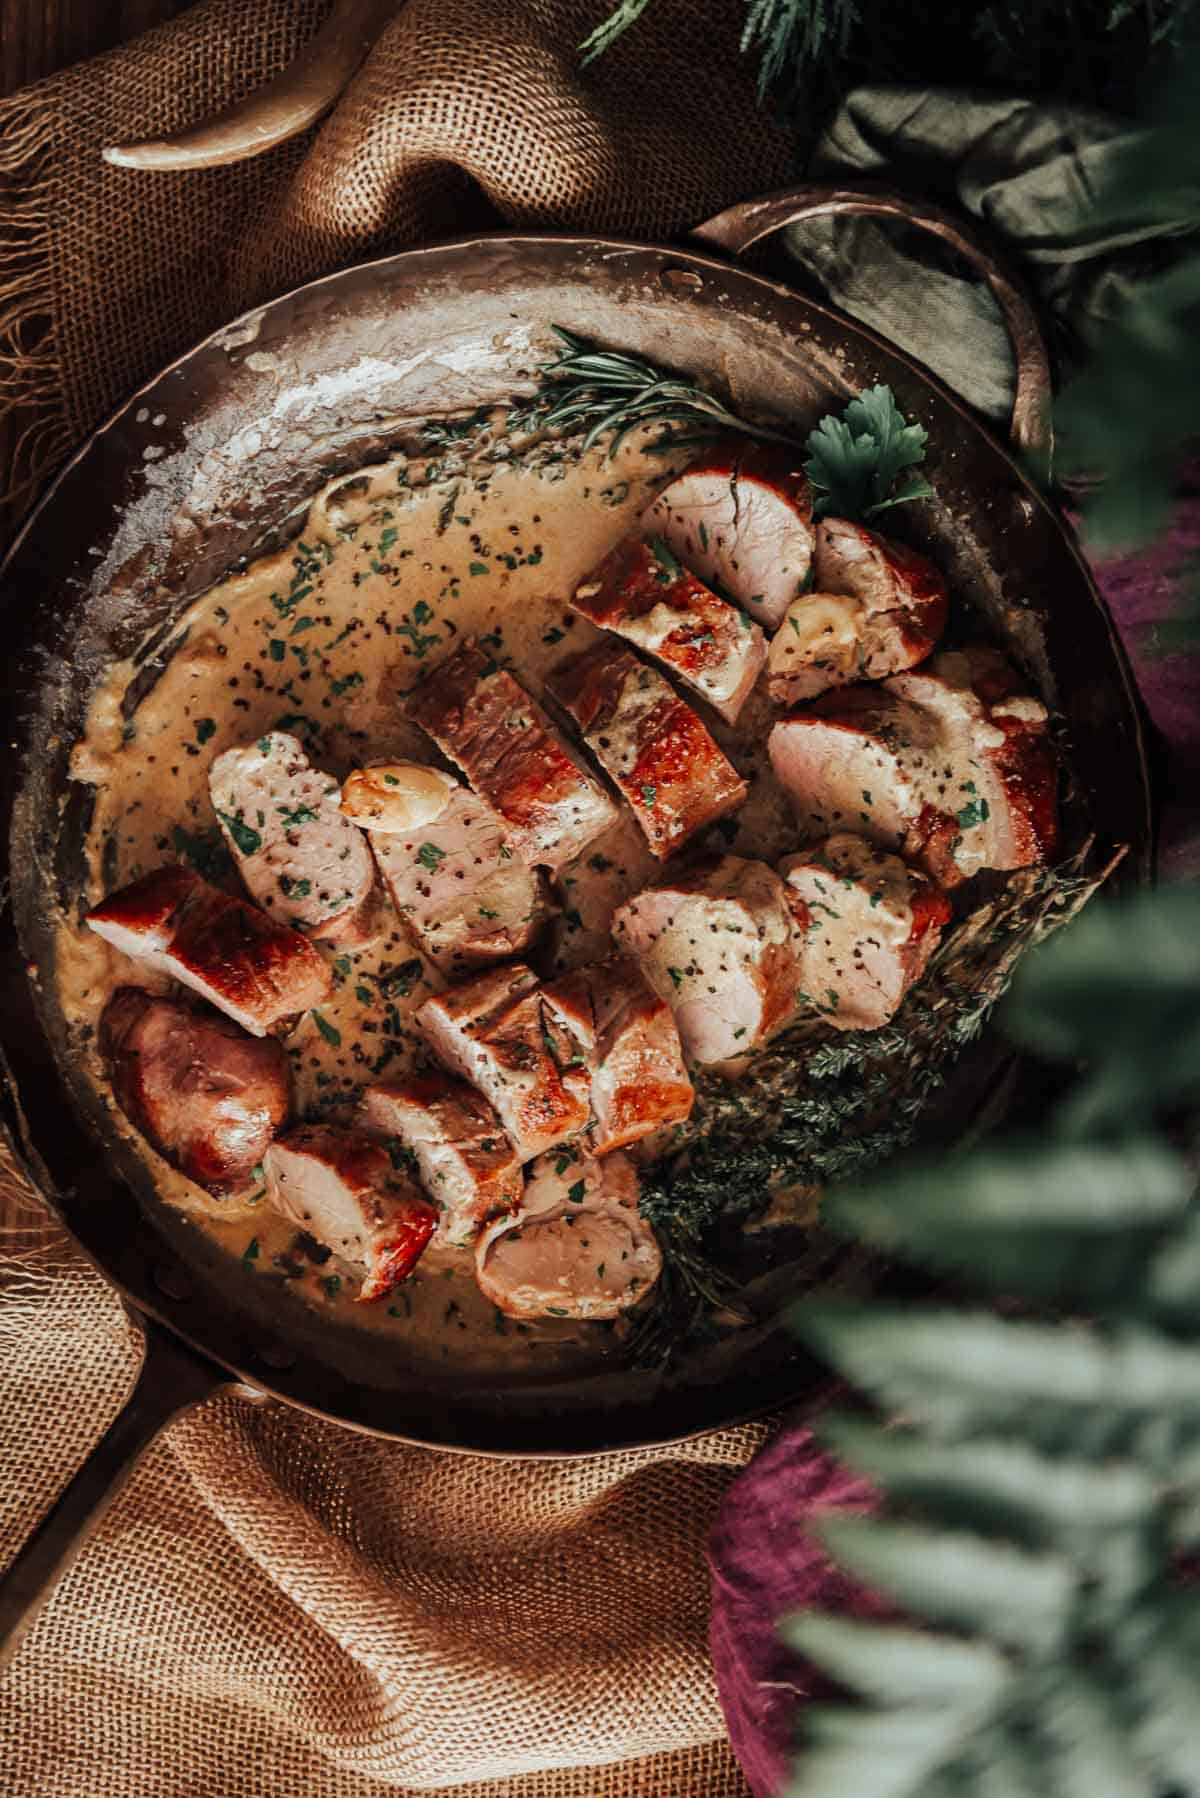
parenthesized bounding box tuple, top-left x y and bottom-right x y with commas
(628, 851, 1116, 1363)
(526, 327, 798, 460)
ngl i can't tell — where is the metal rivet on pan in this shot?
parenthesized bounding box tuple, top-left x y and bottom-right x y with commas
(151, 1263, 193, 1301)
(660, 267, 704, 292)
(255, 1342, 297, 1370)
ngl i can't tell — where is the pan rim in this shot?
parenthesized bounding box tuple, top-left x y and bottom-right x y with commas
(0, 223, 1156, 1457)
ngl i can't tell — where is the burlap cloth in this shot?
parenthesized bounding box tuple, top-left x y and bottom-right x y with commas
(0, 3, 802, 1792)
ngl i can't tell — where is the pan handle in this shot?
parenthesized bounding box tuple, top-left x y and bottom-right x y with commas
(691, 184, 1053, 464)
(0, 1312, 230, 1671)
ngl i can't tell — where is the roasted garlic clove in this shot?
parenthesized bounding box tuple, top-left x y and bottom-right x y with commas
(338, 762, 458, 833)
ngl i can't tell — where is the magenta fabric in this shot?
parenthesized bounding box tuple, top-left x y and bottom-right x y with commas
(708, 501, 1200, 1798)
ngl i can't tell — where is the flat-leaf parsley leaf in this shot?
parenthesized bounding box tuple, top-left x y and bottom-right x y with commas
(804, 384, 934, 523)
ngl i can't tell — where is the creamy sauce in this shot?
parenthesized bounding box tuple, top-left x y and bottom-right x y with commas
(54, 422, 806, 1372)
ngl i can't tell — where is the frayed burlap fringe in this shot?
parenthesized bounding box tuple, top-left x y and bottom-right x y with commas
(0, 92, 73, 522)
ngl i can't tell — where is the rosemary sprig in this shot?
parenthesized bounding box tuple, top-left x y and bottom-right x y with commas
(528, 327, 798, 460)
(578, 0, 655, 62)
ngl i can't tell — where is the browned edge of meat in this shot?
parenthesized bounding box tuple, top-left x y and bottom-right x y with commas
(263, 1123, 437, 1300)
(547, 639, 747, 860)
(87, 865, 332, 1035)
(405, 639, 618, 872)
(101, 986, 290, 1196)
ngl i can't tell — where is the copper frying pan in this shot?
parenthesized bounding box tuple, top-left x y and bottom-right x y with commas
(0, 187, 1153, 1668)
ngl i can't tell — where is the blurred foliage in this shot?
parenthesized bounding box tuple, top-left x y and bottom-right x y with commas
(1052, 44, 1200, 638)
(581, 0, 1199, 117)
(783, 885, 1200, 1797)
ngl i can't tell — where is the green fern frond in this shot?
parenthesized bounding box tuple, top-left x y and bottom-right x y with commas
(817, 1415, 1158, 1554)
(740, 0, 862, 99)
(783, 1705, 972, 1798)
(819, 1135, 1193, 1304)
(796, 1306, 1200, 1453)
(783, 1614, 1012, 1712)
(814, 1517, 1075, 1655)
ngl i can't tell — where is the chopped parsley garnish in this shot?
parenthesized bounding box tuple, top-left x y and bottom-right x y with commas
(641, 783, 657, 807)
(242, 1237, 260, 1265)
(956, 797, 990, 830)
(279, 874, 312, 898)
(330, 670, 364, 697)
(321, 1274, 341, 1299)
(172, 824, 231, 882)
(311, 1010, 342, 1047)
(268, 638, 286, 661)
(648, 535, 681, 580)
(468, 562, 489, 576)
(278, 802, 318, 826)
(257, 736, 273, 754)
(667, 967, 685, 990)
(216, 809, 262, 856)
(543, 626, 565, 645)
(194, 717, 216, 745)
(416, 841, 446, 871)
(567, 1181, 586, 1205)
(382, 959, 424, 997)
(698, 522, 709, 550)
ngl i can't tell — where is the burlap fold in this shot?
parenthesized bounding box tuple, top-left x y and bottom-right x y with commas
(0, 3, 798, 1790)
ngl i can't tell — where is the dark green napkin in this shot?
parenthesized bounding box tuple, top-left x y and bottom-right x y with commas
(783, 85, 1200, 421)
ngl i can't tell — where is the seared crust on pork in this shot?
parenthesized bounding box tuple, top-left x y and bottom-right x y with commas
(87, 865, 331, 1035)
(360, 1075, 522, 1246)
(570, 536, 766, 724)
(407, 641, 617, 872)
(263, 1123, 437, 1300)
(547, 640, 747, 859)
(101, 986, 290, 1196)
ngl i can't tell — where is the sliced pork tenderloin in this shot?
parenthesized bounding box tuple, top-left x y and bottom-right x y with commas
(570, 536, 766, 724)
(768, 647, 1058, 887)
(781, 835, 951, 1031)
(475, 1148, 661, 1321)
(644, 440, 815, 630)
(262, 1124, 437, 1299)
(368, 782, 550, 976)
(87, 865, 331, 1035)
(101, 986, 290, 1197)
(209, 732, 380, 946)
(360, 1076, 522, 1247)
(415, 962, 590, 1163)
(583, 954, 693, 1153)
(611, 856, 805, 1065)
(547, 640, 747, 860)
(407, 641, 617, 872)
